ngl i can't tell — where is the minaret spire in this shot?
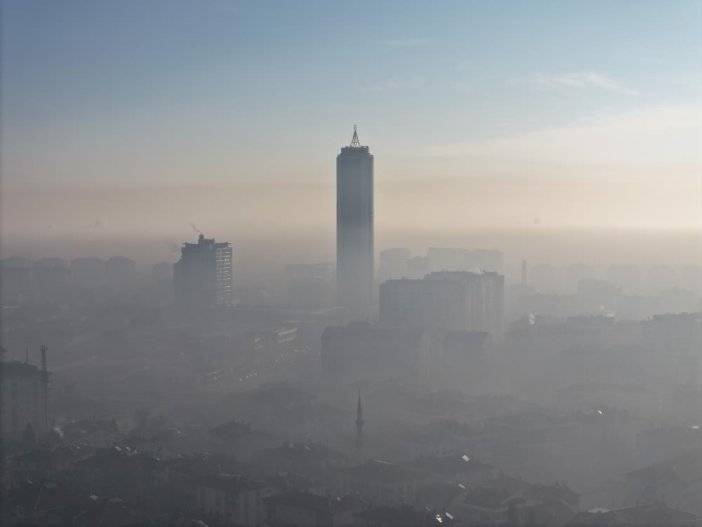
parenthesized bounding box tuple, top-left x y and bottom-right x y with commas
(40, 345, 49, 431)
(350, 125, 361, 147)
(355, 389, 364, 450)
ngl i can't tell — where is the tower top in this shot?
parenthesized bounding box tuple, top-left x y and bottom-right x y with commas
(350, 125, 361, 147)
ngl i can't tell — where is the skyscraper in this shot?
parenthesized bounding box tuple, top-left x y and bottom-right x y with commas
(174, 234, 233, 308)
(337, 126, 374, 318)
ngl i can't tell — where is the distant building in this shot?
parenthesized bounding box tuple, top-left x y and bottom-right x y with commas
(70, 257, 107, 288)
(151, 262, 173, 282)
(380, 271, 504, 337)
(174, 234, 233, 307)
(34, 258, 70, 300)
(427, 247, 503, 273)
(335, 459, 421, 505)
(607, 264, 642, 294)
(0, 257, 36, 303)
(379, 248, 412, 283)
(337, 126, 374, 318)
(106, 256, 137, 290)
(195, 474, 268, 526)
(286, 262, 334, 308)
(406, 256, 430, 279)
(265, 491, 333, 527)
(0, 347, 49, 442)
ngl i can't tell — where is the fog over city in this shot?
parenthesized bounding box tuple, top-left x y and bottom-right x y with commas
(1, 1, 701, 527)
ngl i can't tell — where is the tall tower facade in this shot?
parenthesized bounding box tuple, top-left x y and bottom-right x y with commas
(337, 127, 374, 318)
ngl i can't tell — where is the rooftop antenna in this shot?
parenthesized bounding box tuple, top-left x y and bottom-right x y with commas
(350, 125, 361, 147)
(25, 345, 29, 364)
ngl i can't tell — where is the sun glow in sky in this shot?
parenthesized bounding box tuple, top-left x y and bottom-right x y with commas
(1, 0, 701, 262)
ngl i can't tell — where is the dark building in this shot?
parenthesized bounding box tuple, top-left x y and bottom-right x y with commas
(337, 126, 374, 319)
(34, 258, 70, 300)
(174, 234, 233, 308)
(70, 257, 107, 288)
(380, 271, 504, 337)
(0, 257, 36, 304)
(0, 346, 49, 442)
(105, 256, 137, 290)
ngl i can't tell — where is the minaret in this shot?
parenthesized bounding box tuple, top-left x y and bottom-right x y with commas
(337, 125, 374, 319)
(355, 390, 364, 450)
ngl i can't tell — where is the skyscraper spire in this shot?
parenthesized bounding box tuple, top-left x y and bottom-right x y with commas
(350, 125, 361, 147)
(355, 389, 364, 450)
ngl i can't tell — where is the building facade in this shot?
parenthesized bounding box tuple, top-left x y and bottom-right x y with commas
(174, 234, 233, 308)
(0, 352, 49, 442)
(380, 271, 505, 337)
(336, 127, 374, 318)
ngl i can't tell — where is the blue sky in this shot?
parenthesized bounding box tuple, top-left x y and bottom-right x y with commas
(1, 0, 701, 249)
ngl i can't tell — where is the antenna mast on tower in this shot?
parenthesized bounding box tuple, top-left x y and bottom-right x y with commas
(350, 125, 361, 147)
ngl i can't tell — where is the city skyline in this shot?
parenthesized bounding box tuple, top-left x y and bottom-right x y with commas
(1, 0, 701, 259)
(2, 4, 702, 524)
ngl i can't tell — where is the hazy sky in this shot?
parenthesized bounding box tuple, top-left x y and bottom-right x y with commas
(1, 0, 701, 262)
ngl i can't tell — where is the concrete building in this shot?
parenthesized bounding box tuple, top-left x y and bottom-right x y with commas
(380, 271, 504, 337)
(35, 258, 70, 300)
(0, 346, 49, 442)
(70, 257, 107, 288)
(105, 256, 137, 290)
(335, 459, 421, 505)
(0, 257, 36, 304)
(174, 234, 233, 308)
(336, 126, 374, 319)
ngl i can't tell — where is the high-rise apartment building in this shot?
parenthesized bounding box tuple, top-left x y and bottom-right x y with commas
(379, 271, 505, 337)
(174, 234, 233, 308)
